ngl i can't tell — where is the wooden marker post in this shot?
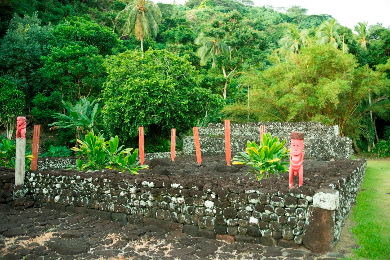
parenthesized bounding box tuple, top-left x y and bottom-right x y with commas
(171, 128, 176, 162)
(31, 125, 41, 170)
(260, 125, 266, 143)
(15, 116, 26, 186)
(225, 120, 231, 166)
(139, 127, 144, 165)
(193, 127, 202, 164)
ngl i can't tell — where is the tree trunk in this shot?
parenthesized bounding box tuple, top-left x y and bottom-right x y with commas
(6, 123, 14, 140)
(141, 37, 144, 58)
(223, 79, 228, 100)
(368, 91, 376, 148)
(353, 138, 361, 154)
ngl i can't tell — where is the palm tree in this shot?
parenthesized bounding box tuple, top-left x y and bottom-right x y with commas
(116, 0, 161, 57)
(316, 18, 341, 48)
(195, 32, 229, 68)
(354, 21, 369, 50)
(279, 24, 311, 53)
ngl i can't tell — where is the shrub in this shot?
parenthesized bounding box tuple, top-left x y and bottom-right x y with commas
(40, 145, 72, 157)
(71, 131, 147, 174)
(102, 49, 223, 147)
(0, 135, 33, 169)
(232, 133, 290, 180)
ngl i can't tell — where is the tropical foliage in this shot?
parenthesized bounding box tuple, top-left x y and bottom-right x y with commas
(72, 131, 147, 174)
(49, 97, 101, 143)
(232, 133, 290, 180)
(0, 0, 390, 154)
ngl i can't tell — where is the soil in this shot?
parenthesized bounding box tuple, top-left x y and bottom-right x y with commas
(0, 155, 364, 259)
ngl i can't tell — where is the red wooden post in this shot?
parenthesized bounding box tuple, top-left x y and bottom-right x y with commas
(139, 127, 144, 165)
(193, 127, 202, 164)
(31, 125, 40, 170)
(225, 120, 231, 166)
(260, 125, 266, 143)
(171, 128, 176, 162)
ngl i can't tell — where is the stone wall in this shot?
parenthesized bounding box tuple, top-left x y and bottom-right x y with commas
(37, 152, 183, 171)
(183, 122, 353, 161)
(16, 158, 366, 253)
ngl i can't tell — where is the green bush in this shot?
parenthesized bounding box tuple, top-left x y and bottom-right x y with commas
(102, 49, 223, 146)
(72, 131, 147, 174)
(232, 133, 290, 180)
(0, 135, 33, 169)
(41, 145, 72, 157)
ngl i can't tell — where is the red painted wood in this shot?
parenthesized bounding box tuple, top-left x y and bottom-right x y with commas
(260, 125, 266, 143)
(31, 125, 40, 170)
(139, 127, 144, 165)
(171, 128, 176, 162)
(193, 127, 202, 164)
(225, 120, 231, 166)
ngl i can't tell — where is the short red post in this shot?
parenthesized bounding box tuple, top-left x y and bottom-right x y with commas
(31, 125, 41, 170)
(193, 127, 202, 164)
(225, 120, 231, 166)
(171, 128, 176, 162)
(139, 127, 144, 165)
(260, 125, 266, 143)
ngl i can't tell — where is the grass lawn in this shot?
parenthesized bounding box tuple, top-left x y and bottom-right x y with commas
(350, 160, 390, 259)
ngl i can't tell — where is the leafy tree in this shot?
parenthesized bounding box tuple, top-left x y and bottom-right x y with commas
(31, 91, 63, 125)
(102, 49, 223, 147)
(0, 13, 52, 99)
(52, 17, 122, 56)
(0, 78, 25, 140)
(39, 44, 105, 101)
(196, 11, 266, 99)
(224, 44, 390, 147)
(299, 14, 332, 29)
(285, 6, 307, 24)
(116, 0, 162, 55)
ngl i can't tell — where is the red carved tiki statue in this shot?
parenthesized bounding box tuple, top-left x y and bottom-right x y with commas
(16, 116, 26, 139)
(289, 132, 304, 188)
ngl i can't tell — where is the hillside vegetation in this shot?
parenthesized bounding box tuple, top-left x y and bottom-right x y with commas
(1, 0, 390, 153)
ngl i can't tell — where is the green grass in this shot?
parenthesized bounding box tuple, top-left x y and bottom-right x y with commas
(350, 160, 390, 259)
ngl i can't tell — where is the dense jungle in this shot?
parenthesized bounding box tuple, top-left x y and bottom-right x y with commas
(1, 0, 390, 155)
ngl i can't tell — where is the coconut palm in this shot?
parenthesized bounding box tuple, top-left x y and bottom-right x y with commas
(116, 0, 161, 56)
(195, 32, 229, 68)
(279, 24, 311, 53)
(316, 18, 341, 48)
(354, 21, 370, 50)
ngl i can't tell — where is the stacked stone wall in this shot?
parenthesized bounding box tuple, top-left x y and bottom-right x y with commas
(19, 159, 366, 251)
(183, 122, 353, 161)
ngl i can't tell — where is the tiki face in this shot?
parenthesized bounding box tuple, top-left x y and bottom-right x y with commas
(290, 138, 304, 156)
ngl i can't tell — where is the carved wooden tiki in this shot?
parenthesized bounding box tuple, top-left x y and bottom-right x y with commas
(289, 131, 304, 188)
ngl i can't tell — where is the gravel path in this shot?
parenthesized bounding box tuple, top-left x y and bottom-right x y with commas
(0, 204, 354, 260)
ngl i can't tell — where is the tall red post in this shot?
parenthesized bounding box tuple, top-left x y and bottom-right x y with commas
(193, 127, 202, 164)
(171, 128, 176, 162)
(31, 125, 41, 170)
(139, 127, 144, 165)
(260, 125, 266, 143)
(225, 120, 231, 166)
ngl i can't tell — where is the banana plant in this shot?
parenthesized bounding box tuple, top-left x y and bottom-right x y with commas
(232, 133, 290, 180)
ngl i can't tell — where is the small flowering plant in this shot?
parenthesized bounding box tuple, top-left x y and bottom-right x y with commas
(232, 133, 290, 180)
